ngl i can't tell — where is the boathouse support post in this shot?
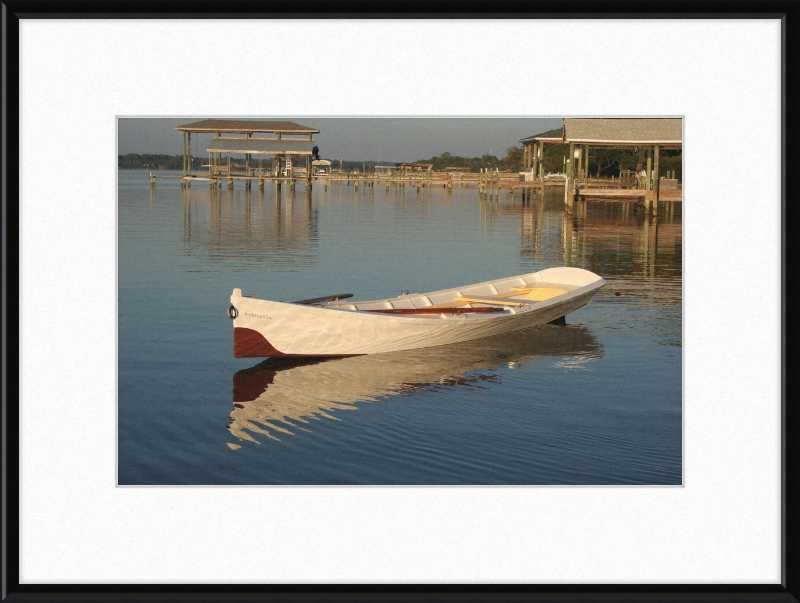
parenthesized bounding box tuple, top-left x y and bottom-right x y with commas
(244, 133, 251, 189)
(528, 143, 533, 175)
(180, 131, 186, 186)
(565, 143, 575, 208)
(652, 145, 660, 215)
(583, 144, 589, 182)
(645, 151, 652, 212)
(540, 143, 546, 181)
(584, 145, 590, 180)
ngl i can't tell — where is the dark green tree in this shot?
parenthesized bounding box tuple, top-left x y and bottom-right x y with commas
(500, 146, 524, 171)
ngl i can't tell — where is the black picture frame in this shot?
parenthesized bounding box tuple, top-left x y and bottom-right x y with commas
(1, 2, 797, 602)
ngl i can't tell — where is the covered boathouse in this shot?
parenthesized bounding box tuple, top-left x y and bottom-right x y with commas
(520, 118, 682, 214)
(175, 119, 320, 189)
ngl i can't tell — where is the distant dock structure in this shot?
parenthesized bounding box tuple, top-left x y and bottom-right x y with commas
(174, 119, 320, 190)
(520, 118, 682, 214)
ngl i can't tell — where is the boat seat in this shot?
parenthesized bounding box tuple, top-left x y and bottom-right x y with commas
(452, 295, 535, 306)
(428, 287, 568, 308)
(510, 287, 568, 300)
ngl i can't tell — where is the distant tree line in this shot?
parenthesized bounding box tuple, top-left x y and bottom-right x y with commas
(118, 154, 205, 170)
(412, 149, 523, 172)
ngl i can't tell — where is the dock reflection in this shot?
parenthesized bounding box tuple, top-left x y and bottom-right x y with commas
(181, 183, 318, 268)
(227, 324, 602, 446)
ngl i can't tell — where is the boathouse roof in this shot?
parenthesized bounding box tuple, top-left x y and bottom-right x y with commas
(519, 126, 564, 143)
(207, 138, 314, 155)
(176, 119, 320, 134)
(563, 118, 682, 145)
(520, 119, 682, 147)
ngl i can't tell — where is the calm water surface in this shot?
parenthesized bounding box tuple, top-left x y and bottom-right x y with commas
(118, 170, 682, 485)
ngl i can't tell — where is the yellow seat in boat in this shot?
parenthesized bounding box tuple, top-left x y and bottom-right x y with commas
(428, 287, 568, 308)
(511, 287, 568, 301)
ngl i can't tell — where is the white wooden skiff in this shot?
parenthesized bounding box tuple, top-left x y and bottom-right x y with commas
(229, 267, 605, 357)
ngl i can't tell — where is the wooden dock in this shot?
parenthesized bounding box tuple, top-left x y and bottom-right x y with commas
(497, 181, 544, 189)
(575, 188, 682, 202)
(577, 189, 646, 198)
(152, 170, 681, 204)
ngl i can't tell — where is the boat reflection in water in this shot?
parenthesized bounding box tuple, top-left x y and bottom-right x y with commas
(228, 323, 602, 447)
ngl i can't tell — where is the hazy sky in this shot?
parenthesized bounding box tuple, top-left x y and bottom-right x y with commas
(118, 117, 563, 163)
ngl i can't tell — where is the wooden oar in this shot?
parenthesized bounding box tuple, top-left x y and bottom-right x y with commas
(292, 293, 353, 305)
(363, 307, 505, 315)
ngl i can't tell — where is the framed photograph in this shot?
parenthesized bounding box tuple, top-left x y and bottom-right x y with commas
(3, 2, 796, 601)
